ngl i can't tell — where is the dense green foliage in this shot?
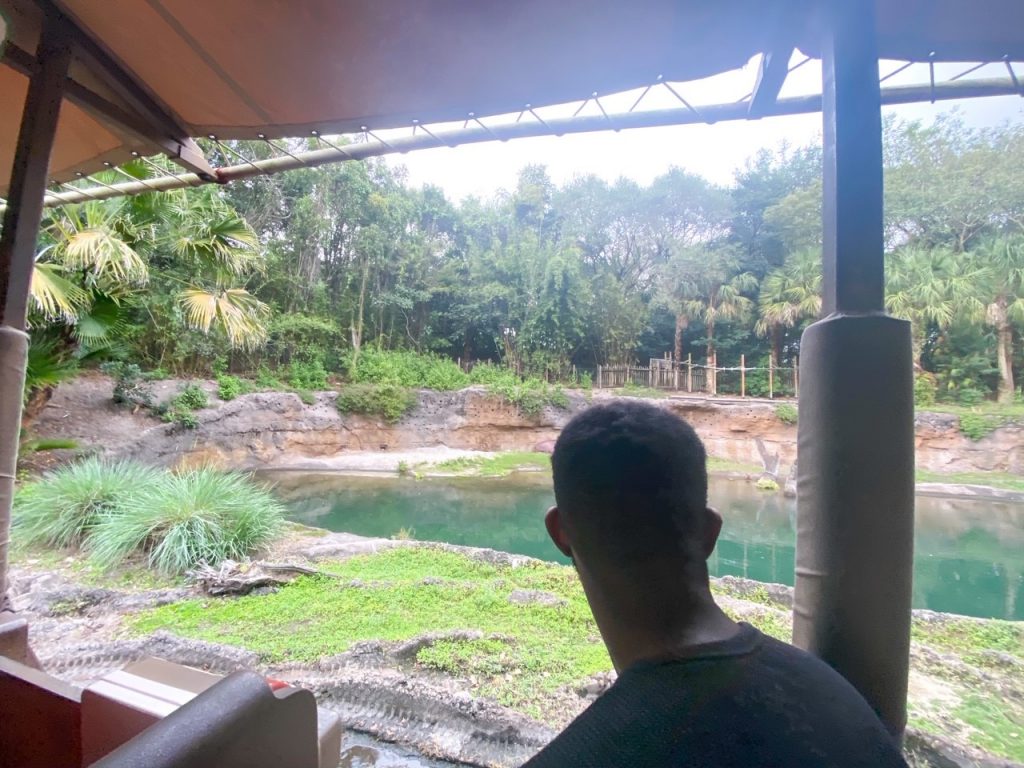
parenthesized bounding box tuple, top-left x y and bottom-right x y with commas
(13, 458, 161, 548)
(216, 374, 253, 401)
(88, 468, 283, 576)
(774, 404, 798, 425)
(335, 383, 417, 423)
(13, 460, 282, 574)
(23, 114, 1024, 408)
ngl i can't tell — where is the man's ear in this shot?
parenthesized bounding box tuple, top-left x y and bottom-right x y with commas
(545, 506, 573, 558)
(702, 507, 723, 559)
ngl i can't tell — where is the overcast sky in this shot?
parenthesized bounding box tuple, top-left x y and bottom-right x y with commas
(384, 57, 1024, 201)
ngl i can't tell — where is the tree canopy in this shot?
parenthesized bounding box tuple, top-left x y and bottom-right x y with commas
(18, 112, 1024, 405)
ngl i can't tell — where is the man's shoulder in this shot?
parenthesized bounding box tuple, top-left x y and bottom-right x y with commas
(524, 627, 907, 768)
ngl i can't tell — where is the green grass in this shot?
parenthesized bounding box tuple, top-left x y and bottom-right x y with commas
(911, 616, 1024, 657)
(132, 548, 609, 718)
(13, 458, 162, 548)
(706, 457, 762, 474)
(954, 695, 1024, 762)
(430, 452, 551, 477)
(919, 402, 1024, 441)
(88, 468, 284, 576)
(617, 383, 668, 399)
(915, 469, 1024, 493)
(128, 547, 1020, 755)
(921, 401, 1024, 419)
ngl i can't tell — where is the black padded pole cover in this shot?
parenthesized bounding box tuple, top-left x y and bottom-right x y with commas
(794, 313, 915, 737)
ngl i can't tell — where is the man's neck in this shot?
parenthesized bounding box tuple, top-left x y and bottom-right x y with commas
(595, 590, 741, 672)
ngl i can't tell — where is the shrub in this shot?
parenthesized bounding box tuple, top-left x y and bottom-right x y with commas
(914, 374, 937, 407)
(348, 349, 469, 391)
(13, 458, 161, 548)
(775, 403, 798, 425)
(956, 387, 986, 407)
(294, 389, 317, 405)
(288, 359, 329, 390)
(755, 477, 780, 492)
(174, 384, 209, 410)
(336, 383, 417, 423)
(88, 468, 284, 576)
(217, 375, 253, 401)
(255, 365, 285, 390)
(958, 413, 1005, 442)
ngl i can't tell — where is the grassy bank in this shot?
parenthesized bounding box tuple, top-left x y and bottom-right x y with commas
(421, 449, 1023, 497)
(420, 452, 764, 479)
(131, 547, 1023, 759)
(915, 468, 1024, 493)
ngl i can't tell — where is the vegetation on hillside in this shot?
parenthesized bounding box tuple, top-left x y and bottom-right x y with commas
(18, 114, 1024, 411)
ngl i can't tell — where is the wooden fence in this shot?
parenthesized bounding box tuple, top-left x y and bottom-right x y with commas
(596, 355, 798, 398)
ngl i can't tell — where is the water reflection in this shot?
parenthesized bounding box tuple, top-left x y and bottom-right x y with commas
(266, 472, 1024, 621)
(339, 732, 453, 767)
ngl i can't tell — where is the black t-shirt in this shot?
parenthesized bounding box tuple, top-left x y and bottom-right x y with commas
(523, 624, 907, 768)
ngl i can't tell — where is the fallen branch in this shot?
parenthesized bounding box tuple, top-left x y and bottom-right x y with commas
(190, 560, 338, 596)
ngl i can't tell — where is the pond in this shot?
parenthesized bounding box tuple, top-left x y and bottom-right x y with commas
(268, 472, 1024, 621)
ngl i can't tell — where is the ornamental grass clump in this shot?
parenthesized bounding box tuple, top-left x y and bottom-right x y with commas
(13, 457, 160, 548)
(88, 468, 284, 576)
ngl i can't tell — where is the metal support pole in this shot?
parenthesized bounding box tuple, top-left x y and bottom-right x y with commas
(686, 354, 692, 393)
(0, 18, 72, 608)
(794, 0, 914, 738)
(769, 357, 774, 399)
(740, 354, 746, 398)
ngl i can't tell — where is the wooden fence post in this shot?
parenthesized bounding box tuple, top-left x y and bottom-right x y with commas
(741, 354, 746, 398)
(793, 356, 800, 398)
(769, 357, 774, 399)
(597, 364, 602, 389)
(686, 354, 692, 393)
(708, 354, 717, 396)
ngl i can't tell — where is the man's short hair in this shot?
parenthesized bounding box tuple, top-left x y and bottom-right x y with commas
(551, 401, 709, 567)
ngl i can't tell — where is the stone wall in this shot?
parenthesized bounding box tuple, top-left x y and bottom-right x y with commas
(26, 377, 1023, 475)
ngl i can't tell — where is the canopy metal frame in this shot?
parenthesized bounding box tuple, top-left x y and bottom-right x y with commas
(0, 57, 1019, 213)
(1, 0, 1021, 742)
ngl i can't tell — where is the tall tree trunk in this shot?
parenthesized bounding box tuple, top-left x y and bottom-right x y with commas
(674, 313, 688, 362)
(706, 318, 716, 395)
(997, 319, 1015, 404)
(350, 257, 370, 366)
(770, 324, 781, 368)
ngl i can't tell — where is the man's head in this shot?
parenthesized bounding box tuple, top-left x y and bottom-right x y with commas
(546, 401, 721, 584)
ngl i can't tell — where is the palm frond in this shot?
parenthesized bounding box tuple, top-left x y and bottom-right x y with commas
(178, 287, 270, 350)
(62, 228, 149, 286)
(29, 263, 89, 322)
(73, 295, 127, 344)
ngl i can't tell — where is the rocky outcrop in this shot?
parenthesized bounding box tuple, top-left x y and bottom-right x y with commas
(25, 376, 1024, 475)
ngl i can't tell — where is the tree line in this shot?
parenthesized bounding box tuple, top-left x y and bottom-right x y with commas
(22, 112, 1024, 405)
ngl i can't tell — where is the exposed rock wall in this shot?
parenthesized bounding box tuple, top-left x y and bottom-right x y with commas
(25, 376, 1024, 475)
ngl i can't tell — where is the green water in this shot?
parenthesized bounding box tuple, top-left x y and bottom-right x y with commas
(269, 472, 1024, 621)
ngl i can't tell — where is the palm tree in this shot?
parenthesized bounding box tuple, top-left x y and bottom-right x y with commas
(972, 236, 1024, 403)
(31, 184, 270, 353)
(662, 245, 757, 393)
(885, 246, 985, 372)
(756, 249, 822, 366)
